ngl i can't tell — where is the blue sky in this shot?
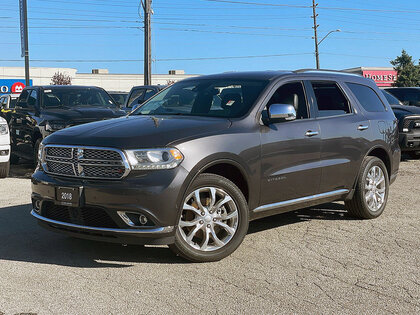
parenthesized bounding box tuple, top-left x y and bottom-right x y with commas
(1, 0, 420, 75)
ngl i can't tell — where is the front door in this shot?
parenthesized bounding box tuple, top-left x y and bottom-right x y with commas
(260, 81, 322, 206)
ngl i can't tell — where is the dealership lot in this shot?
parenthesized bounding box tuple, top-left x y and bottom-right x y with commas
(0, 159, 419, 314)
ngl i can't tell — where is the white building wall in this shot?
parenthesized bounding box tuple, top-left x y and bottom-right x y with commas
(0, 67, 199, 92)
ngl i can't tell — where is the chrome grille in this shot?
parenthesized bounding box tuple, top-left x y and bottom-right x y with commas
(402, 117, 420, 130)
(42, 145, 129, 179)
(46, 147, 72, 158)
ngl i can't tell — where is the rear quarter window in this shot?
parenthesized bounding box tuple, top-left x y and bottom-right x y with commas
(347, 83, 386, 112)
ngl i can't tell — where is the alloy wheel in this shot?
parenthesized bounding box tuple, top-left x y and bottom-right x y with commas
(178, 187, 239, 252)
(364, 165, 386, 212)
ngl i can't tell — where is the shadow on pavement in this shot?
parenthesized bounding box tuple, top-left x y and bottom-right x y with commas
(8, 162, 34, 179)
(0, 204, 185, 268)
(248, 202, 356, 235)
(0, 202, 354, 267)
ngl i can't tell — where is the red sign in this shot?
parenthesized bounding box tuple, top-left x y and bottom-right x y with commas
(362, 70, 397, 87)
(11, 82, 25, 93)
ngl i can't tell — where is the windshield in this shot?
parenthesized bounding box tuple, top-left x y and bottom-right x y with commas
(382, 90, 402, 105)
(110, 93, 127, 106)
(131, 79, 268, 118)
(42, 88, 117, 108)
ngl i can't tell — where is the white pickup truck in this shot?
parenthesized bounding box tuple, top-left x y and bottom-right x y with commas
(0, 117, 10, 178)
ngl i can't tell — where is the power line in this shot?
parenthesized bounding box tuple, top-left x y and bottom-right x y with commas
(32, 0, 137, 8)
(202, 0, 420, 14)
(0, 53, 313, 63)
(203, 0, 310, 8)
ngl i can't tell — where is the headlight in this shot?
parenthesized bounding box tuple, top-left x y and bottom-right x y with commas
(125, 148, 183, 170)
(0, 123, 8, 135)
(45, 121, 66, 131)
(37, 142, 44, 163)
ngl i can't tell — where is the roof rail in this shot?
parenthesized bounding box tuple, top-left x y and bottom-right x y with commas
(293, 68, 345, 73)
(293, 69, 362, 77)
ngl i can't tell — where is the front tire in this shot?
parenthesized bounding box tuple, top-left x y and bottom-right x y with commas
(345, 156, 389, 219)
(170, 173, 249, 262)
(33, 138, 42, 167)
(0, 161, 9, 178)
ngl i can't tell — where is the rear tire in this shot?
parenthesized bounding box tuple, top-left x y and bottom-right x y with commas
(170, 173, 249, 262)
(0, 161, 10, 178)
(345, 156, 389, 219)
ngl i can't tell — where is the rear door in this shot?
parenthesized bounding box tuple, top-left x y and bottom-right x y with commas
(307, 80, 369, 193)
(260, 81, 322, 206)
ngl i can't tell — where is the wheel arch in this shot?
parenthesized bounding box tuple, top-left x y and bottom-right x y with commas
(365, 146, 392, 179)
(176, 155, 256, 220)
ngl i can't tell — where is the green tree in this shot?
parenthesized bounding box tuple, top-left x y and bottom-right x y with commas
(390, 50, 420, 87)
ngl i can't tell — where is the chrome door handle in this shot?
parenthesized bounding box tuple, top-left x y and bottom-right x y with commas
(305, 130, 319, 137)
(358, 125, 369, 131)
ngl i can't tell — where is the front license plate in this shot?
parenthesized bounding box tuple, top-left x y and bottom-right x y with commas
(56, 187, 79, 206)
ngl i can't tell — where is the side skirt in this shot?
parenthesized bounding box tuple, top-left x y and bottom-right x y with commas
(250, 189, 349, 221)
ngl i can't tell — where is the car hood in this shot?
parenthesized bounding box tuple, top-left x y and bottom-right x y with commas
(43, 115, 232, 148)
(41, 106, 126, 123)
(391, 105, 420, 119)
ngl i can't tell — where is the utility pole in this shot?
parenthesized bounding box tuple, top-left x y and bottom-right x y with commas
(311, 0, 320, 69)
(143, 0, 152, 85)
(19, 0, 30, 86)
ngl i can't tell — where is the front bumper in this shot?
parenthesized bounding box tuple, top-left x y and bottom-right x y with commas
(0, 144, 10, 163)
(31, 166, 190, 245)
(399, 130, 420, 151)
(31, 210, 175, 245)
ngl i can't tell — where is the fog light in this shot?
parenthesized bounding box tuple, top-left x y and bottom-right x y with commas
(117, 211, 154, 227)
(403, 128, 409, 132)
(0, 149, 9, 156)
(139, 215, 148, 225)
(33, 200, 41, 213)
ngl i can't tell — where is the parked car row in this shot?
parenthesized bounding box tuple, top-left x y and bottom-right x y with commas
(0, 84, 166, 174)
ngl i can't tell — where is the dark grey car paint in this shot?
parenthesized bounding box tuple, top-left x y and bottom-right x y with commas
(32, 71, 400, 244)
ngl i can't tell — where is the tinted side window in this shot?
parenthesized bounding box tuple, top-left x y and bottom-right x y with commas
(27, 89, 38, 107)
(267, 82, 308, 119)
(311, 82, 350, 117)
(127, 89, 145, 108)
(17, 89, 30, 108)
(347, 83, 386, 112)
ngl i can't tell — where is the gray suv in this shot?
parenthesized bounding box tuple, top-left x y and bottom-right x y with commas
(31, 70, 400, 262)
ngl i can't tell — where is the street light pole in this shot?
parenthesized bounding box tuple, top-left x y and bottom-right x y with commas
(318, 29, 341, 46)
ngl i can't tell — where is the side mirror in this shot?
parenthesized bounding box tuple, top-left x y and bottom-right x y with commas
(268, 104, 297, 122)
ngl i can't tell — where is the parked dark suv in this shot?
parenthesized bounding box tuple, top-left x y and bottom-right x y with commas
(385, 87, 420, 107)
(10, 86, 125, 164)
(391, 104, 420, 157)
(31, 70, 400, 262)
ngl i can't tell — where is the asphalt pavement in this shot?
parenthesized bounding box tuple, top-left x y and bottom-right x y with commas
(0, 159, 419, 314)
